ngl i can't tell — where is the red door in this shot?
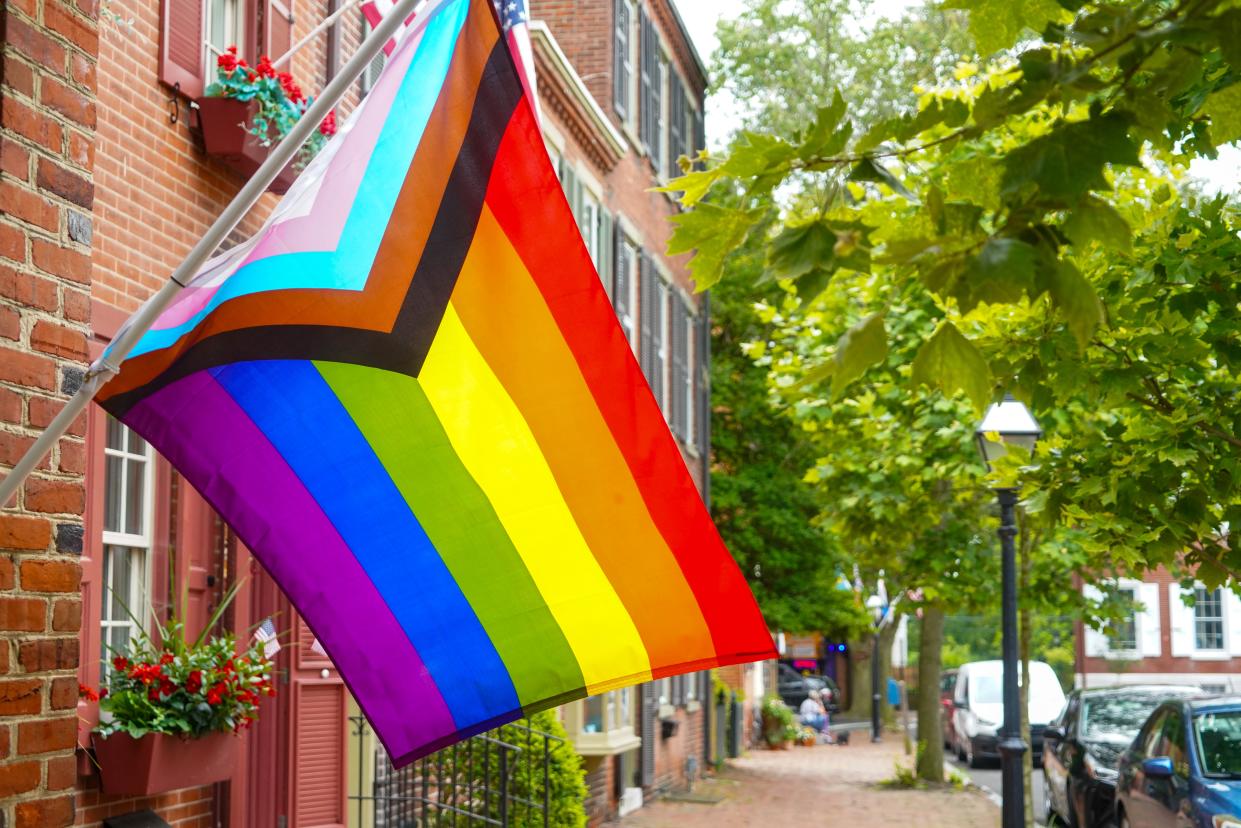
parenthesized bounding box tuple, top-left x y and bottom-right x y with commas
(237, 555, 348, 828)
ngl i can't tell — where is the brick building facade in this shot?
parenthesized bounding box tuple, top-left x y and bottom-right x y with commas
(1, 0, 737, 824)
(1078, 566, 1241, 692)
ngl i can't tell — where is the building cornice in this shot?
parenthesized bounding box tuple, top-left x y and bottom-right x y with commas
(529, 22, 628, 173)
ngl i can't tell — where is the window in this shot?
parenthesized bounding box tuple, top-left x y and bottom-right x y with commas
(360, 15, 387, 95)
(204, 0, 243, 68)
(668, 298, 696, 443)
(1195, 586, 1225, 651)
(685, 672, 699, 705)
(563, 688, 640, 755)
(654, 55, 668, 174)
(615, 237, 638, 346)
(654, 279, 668, 413)
(613, 0, 635, 121)
(1107, 586, 1139, 652)
(657, 677, 671, 708)
(638, 10, 662, 163)
(581, 190, 602, 268)
(101, 417, 154, 674)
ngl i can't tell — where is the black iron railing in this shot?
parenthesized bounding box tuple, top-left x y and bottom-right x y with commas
(349, 715, 563, 827)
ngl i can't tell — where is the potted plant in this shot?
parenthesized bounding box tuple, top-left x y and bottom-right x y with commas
(194, 48, 337, 194)
(760, 695, 796, 750)
(80, 588, 276, 796)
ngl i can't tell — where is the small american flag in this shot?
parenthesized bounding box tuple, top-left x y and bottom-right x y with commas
(360, 0, 423, 56)
(495, 0, 538, 121)
(253, 618, 281, 659)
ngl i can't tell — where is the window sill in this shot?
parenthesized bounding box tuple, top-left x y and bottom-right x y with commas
(659, 703, 676, 718)
(1190, 650, 1232, 661)
(572, 727, 642, 756)
(1104, 649, 1141, 660)
(686, 700, 701, 713)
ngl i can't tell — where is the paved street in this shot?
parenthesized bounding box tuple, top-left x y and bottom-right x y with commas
(622, 739, 997, 827)
(947, 756, 1047, 825)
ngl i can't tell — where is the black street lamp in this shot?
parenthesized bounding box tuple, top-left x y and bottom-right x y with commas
(975, 395, 1041, 828)
(866, 594, 884, 743)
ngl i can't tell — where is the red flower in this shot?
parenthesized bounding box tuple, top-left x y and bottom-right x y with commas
(205, 683, 227, 705)
(148, 687, 161, 702)
(111, 655, 129, 672)
(277, 71, 304, 103)
(99, 688, 108, 699)
(319, 111, 337, 137)
(186, 670, 203, 694)
(255, 55, 275, 79)
(159, 653, 174, 665)
(78, 683, 100, 702)
(159, 679, 175, 696)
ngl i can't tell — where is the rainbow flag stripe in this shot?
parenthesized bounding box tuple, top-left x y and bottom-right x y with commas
(98, 0, 773, 764)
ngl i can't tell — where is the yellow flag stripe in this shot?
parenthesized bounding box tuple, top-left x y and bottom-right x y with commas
(419, 304, 652, 691)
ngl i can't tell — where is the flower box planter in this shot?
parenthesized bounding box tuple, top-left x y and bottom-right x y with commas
(194, 96, 297, 194)
(93, 731, 238, 796)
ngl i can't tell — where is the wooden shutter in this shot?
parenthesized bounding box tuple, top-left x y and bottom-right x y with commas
(614, 229, 630, 326)
(1169, 583, 1196, 657)
(652, 278, 666, 411)
(670, 298, 688, 439)
(638, 10, 655, 156)
(1139, 581, 1163, 658)
(668, 78, 684, 175)
(693, 106, 706, 170)
(173, 475, 216, 641)
(613, 0, 630, 117)
(160, 0, 207, 97)
(640, 682, 657, 786)
(598, 211, 614, 296)
(288, 614, 348, 827)
(639, 254, 655, 384)
(265, 0, 295, 61)
(560, 160, 583, 230)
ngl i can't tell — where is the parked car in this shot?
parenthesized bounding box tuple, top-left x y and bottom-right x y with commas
(777, 663, 841, 713)
(950, 660, 1067, 767)
(1115, 696, 1241, 828)
(941, 669, 959, 749)
(1044, 685, 1202, 828)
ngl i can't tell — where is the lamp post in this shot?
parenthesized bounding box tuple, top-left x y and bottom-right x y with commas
(975, 395, 1041, 828)
(866, 594, 885, 743)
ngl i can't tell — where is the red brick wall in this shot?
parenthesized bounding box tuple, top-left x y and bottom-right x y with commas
(0, 0, 97, 822)
(74, 784, 214, 827)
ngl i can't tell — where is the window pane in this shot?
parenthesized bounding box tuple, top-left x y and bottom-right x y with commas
(109, 624, 131, 662)
(124, 458, 145, 535)
(106, 416, 124, 450)
(108, 546, 132, 622)
(128, 430, 147, 455)
(104, 455, 123, 533)
(584, 695, 604, 733)
(1195, 587, 1224, 650)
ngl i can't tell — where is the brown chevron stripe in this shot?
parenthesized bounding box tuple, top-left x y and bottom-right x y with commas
(98, 0, 500, 405)
(100, 35, 524, 416)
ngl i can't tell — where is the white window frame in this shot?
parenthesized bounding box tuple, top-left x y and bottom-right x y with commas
(101, 418, 155, 672)
(682, 301, 698, 449)
(1194, 585, 1228, 654)
(618, 236, 639, 350)
(621, 0, 640, 140)
(1105, 584, 1140, 657)
(580, 187, 603, 270)
(204, 0, 244, 70)
(654, 274, 670, 417)
(561, 689, 640, 756)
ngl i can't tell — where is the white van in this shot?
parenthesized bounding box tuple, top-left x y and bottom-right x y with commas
(950, 659, 1067, 768)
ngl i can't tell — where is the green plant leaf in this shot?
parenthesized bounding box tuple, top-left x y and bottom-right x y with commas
(658, 166, 725, 207)
(1001, 114, 1140, 202)
(767, 220, 838, 282)
(1063, 196, 1132, 252)
(667, 204, 762, 290)
(799, 89, 852, 157)
(942, 0, 1064, 56)
(848, 157, 912, 197)
(831, 313, 889, 398)
(911, 321, 992, 413)
(1046, 260, 1104, 350)
(1202, 83, 1241, 145)
(956, 238, 1037, 312)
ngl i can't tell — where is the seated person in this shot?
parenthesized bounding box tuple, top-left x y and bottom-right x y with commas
(799, 689, 828, 733)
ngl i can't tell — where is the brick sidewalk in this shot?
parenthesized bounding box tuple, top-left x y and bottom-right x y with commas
(618, 739, 998, 827)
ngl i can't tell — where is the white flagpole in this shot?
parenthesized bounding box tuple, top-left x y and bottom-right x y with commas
(0, 0, 424, 509)
(270, 0, 364, 70)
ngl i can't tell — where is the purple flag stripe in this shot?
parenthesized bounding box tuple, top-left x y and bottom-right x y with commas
(124, 369, 457, 760)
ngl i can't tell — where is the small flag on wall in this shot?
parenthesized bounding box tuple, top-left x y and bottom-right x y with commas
(95, 0, 773, 766)
(253, 618, 281, 659)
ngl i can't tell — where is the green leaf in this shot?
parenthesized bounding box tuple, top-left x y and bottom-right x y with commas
(1045, 260, 1104, 350)
(942, 0, 1064, 56)
(658, 166, 725, 207)
(666, 204, 762, 290)
(1063, 196, 1132, 253)
(952, 238, 1037, 312)
(1001, 114, 1140, 202)
(1202, 83, 1241, 145)
(799, 90, 852, 157)
(767, 220, 837, 282)
(831, 313, 889, 398)
(848, 157, 912, 197)
(910, 321, 993, 413)
(720, 131, 798, 178)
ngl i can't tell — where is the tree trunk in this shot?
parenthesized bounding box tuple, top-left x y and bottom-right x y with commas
(916, 605, 945, 782)
(848, 635, 873, 720)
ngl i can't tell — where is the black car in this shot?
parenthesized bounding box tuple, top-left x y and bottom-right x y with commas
(1043, 685, 1201, 828)
(777, 663, 841, 713)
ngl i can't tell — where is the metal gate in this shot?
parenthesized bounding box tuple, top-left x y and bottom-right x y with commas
(349, 716, 563, 827)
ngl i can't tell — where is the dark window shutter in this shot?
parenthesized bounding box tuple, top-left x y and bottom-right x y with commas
(598, 211, 614, 295)
(640, 682, 657, 785)
(668, 78, 684, 176)
(160, 0, 207, 97)
(264, 0, 295, 61)
(560, 162, 581, 229)
(614, 0, 630, 118)
(670, 298, 688, 439)
(639, 11, 655, 157)
(639, 254, 655, 385)
(693, 106, 706, 169)
(651, 54, 664, 174)
(614, 229, 631, 327)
